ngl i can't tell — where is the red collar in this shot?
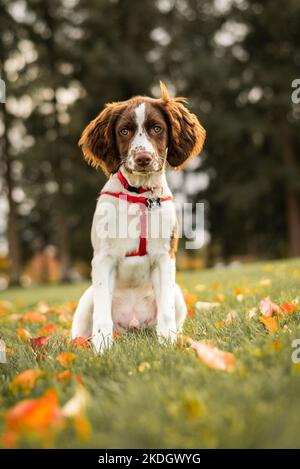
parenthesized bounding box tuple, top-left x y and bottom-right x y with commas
(117, 170, 152, 194)
(99, 172, 173, 257)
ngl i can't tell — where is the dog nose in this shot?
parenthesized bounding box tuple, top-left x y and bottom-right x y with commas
(134, 151, 153, 167)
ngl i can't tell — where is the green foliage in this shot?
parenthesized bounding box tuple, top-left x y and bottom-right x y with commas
(162, 0, 300, 259)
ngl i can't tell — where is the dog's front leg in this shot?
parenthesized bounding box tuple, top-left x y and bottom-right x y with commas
(91, 254, 116, 353)
(152, 255, 177, 344)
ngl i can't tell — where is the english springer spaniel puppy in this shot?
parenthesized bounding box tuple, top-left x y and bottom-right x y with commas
(72, 82, 206, 353)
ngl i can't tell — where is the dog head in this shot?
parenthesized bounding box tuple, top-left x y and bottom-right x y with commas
(79, 82, 206, 176)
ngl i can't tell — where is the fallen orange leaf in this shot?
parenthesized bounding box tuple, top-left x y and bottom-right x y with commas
(70, 336, 91, 349)
(56, 370, 72, 382)
(74, 374, 83, 384)
(9, 369, 44, 394)
(38, 323, 60, 336)
(184, 293, 197, 306)
(271, 341, 283, 350)
(56, 351, 75, 368)
(72, 414, 91, 441)
(180, 335, 235, 372)
(3, 390, 64, 447)
(281, 302, 297, 314)
(65, 301, 78, 310)
(260, 316, 279, 333)
(17, 328, 32, 341)
(187, 308, 197, 318)
(113, 332, 122, 340)
(21, 312, 46, 324)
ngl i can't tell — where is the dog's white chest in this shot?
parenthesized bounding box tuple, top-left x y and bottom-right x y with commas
(112, 256, 156, 331)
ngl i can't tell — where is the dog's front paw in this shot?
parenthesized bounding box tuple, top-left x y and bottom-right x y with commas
(157, 328, 177, 345)
(92, 331, 113, 354)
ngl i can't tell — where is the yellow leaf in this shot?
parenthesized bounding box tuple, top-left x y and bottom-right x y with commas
(216, 293, 225, 302)
(56, 352, 75, 368)
(138, 362, 151, 373)
(270, 341, 283, 350)
(214, 320, 225, 330)
(259, 316, 279, 333)
(73, 414, 91, 441)
(9, 369, 44, 394)
(17, 328, 32, 341)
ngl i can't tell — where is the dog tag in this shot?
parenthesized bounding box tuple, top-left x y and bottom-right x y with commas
(147, 198, 161, 209)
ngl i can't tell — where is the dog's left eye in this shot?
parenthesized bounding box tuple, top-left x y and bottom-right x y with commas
(153, 125, 162, 134)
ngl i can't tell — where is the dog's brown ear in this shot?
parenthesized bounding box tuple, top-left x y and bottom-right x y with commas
(79, 102, 124, 176)
(159, 81, 206, 169)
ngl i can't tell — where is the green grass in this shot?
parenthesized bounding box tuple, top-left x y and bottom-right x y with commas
(1, 259, 300, 448)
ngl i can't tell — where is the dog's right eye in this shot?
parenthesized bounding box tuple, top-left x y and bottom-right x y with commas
(120, 128, 129, 136)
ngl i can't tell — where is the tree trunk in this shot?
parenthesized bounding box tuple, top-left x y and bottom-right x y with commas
(1, 105, 22, 284)
(281, 123, 300, 257)
(44, 2, 72, 282)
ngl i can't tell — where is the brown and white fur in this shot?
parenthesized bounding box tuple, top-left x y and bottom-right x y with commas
(71, 82, 206, 352)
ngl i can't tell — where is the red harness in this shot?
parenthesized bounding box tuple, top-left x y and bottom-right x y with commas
(100, 170, 173, 257)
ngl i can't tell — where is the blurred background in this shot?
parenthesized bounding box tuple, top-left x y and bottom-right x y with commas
(0, 0, 300, 287)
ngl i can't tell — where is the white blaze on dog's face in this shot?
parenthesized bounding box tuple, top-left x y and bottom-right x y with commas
(127, 103, 161, 172)
(115, 101, 169, 174)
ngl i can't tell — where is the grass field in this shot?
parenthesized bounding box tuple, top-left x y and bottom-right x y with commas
(1, 259, 300, 448)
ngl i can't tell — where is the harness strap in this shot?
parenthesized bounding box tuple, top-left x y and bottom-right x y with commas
(100, 191, 173, 257)
(100, 191, 172, 205)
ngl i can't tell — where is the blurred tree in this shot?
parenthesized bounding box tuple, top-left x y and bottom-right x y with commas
(227, 0, 300, 257)
(159, 0, 233, 262)
(17, 0, 86, 281)
(0, 0, 23, 284)
(162, 0, 300, 261)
